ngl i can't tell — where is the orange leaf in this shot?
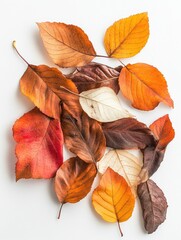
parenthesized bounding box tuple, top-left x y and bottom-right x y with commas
(37, 22, 96, 67)
(20, 64, 81, 119)
(119, 63, 174, 110)
(13, 108, 63, 180)
(104, 12, 149, 58)
(150, 114, 175, 149)
(55, 157, 97, 204)
(92, 168, 135, 236)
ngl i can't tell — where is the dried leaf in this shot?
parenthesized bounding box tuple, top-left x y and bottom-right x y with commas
(119, 63, 174, 110)
(92, 168, 135, 236)
(20, 64, 81, 119)
(79, 87, 132, 122)
(102, 118, 155, 149)
(139, 115, 175, 180)
(98, 149, 143, 188)
(13, 108, 63, 180)
(55, 157, 97, 204)
(67, 62, 121, 93)
(61, 109, 106, 163)
(137, 179, 168, 234)
(150, 114, 175, 150)
(38, 22, 96, 67)
(104, 12, 149, 58)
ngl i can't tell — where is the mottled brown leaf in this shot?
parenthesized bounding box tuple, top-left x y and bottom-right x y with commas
(137, 179, 168, 234)
(55, 157, 97, 204)
(67, 62, 121, 93)
(61, 109, 106, 163)
(102, 118, 155, 150)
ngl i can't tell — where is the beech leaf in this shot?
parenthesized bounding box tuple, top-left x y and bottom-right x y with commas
(98, 149, 143, 189)
(61, 109, 106, 163)
(137, 179, 168, 234)
(20, 64, 81, 119)
(104, 12, 149, 58)
(38, 22, 96, 67)
(55, 157, 97, 204)
(102, 118, 155, 149)
(119, 63, 174, 110)
(13, 108, 63, 180)
(79, 87, 132, 122)
(92, 168, 135, 236)
(67, 62, 121, 93)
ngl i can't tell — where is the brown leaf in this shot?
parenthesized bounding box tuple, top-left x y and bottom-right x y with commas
(139, 115, 175, 180)
(61, 109, 106, 163)
(55, 157, 97, 204)
(119, 63, 174, 110)
(13, 108, 63, 180)
(67, 62, 121, 93)
(102, 118, 155, 150)
(137, 179, 168, 234)
(20, 64, 81, 119)
(38, 22, 96, 67)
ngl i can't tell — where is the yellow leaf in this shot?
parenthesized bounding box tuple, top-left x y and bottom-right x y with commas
(104, 12, 149, 58)
(92, 168, 135, 236)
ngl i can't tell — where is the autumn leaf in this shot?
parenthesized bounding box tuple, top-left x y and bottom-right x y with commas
(98, 149, 143, 189)
(137, 179, 168, 234)
(20, 64, 82, 119)
(102, 118, 155, 149)
(119, 63, 174, 110)
(13, 108, 63, 180)
(38, 22, 96, 67)
(79, 87, 133, 122)
(61, 109, 106, 163)
(139, 115, 175, 181)
(104, 12, 149, 58)
(67, 62, 121, 93)
(92, 168, 135, 236)
(55, 157, 96, 204)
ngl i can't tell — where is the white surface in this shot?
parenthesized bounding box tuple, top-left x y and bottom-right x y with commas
(0, 0, 181, 239)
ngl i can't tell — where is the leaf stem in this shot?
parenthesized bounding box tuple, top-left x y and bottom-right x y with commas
(117, 221, 123, 237)
(57, 203, 64, 219)
(12, 41, 30, 66)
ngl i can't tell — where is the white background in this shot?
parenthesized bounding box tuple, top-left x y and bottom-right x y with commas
(0, 0, 181, 239)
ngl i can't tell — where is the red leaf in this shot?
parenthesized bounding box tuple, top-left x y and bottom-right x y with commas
(13, 108, 63, 180)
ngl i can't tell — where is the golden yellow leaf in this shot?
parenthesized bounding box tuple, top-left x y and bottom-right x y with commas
(104, 12, 149, 58)
(92, 168, 135, 236)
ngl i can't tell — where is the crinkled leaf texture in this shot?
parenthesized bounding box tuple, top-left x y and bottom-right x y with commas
(140, 115, 175, 181)
(102, 118, 155, 149)
(55, 157, 97, 203)
(67, 62, 121, 94)
(119, 63, 174, 110)
(38, 22, 96, 67)
(92, 168, 135, 235)
(61, 109, 106, 163)
(13, 108, 63, 180)
(137, 179, 168, 234)
(80, 87, 132, 122)
(98, 149, 143, 189)
(104, 12, 149, 58)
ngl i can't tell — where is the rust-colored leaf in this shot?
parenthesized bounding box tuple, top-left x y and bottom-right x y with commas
(92, 168, 135, 236)
(102, 118, 155, 150)
(137, 179, 168, 234)
(20, 64, 81, 119)
(139, 115, 175, 181)
(67, 62, 121, 93)
(61, 109, 106, 163)
(104, 13, 149, 58)
(38, 22, 96, 67)
(55, 157, 97, 204)
(13, 108, 63, 180)
(119, 63, 174, 110)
